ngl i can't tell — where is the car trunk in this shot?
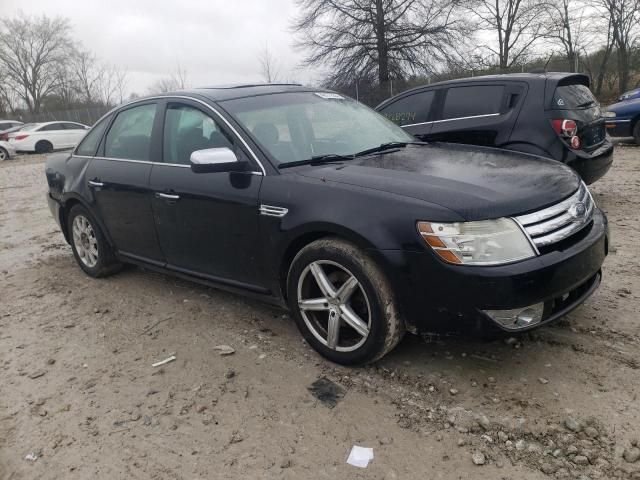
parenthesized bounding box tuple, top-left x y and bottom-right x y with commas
(546, 82, 607, 152)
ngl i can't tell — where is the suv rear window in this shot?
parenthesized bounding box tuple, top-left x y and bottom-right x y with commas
(552, 84, 597, 110)
(442, 85, 504, 119)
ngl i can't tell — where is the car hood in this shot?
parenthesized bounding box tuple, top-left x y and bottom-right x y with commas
(607, 97, 640, 112)
(296, 143, 580, 221)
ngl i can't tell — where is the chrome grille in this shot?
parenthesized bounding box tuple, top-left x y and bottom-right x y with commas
(515, 183, 594, 249)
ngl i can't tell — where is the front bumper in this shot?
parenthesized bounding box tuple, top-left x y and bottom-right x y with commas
(605, 120, 632, 138)
(376, 209, 608, 335)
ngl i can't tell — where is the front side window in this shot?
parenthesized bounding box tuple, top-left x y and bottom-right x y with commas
(222, 92, 412, 166)
(380, 90, 435, 126)
(163, 104, 233, 165)
(105, 103, 157, 161)
(76, 115, 112, 157)
(442, 85, 504, 120)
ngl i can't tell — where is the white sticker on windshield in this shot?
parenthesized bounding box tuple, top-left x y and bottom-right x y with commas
(315, 92, 344, 100)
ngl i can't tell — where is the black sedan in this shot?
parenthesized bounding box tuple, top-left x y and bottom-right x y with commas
(46, 84, 608, 364)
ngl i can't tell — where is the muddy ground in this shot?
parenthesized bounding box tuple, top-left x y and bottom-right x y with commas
(1, 144, 639, 480)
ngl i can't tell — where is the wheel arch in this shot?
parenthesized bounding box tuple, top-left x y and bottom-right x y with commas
(59, 195, 114, 248)
(278, 224, 380, 302)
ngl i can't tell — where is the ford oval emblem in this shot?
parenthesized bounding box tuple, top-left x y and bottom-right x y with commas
(569, 202, 586, 219)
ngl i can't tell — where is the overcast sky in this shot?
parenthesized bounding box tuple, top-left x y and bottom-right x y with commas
(4, 0, 322, 95)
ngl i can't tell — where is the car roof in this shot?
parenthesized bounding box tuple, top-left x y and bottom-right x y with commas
(0, 120, 23, 123)
(376, 72, 590, 109)
(148, 83, 329, 102)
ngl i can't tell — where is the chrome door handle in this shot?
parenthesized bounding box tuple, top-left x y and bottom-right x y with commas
(88, 180, 104, 187)
(155, 192, 180, 200)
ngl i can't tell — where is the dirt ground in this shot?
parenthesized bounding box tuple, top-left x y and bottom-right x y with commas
(1, 144, 639, 480)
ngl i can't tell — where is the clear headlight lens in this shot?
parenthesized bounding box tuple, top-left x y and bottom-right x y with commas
(417, 218, 536, 265)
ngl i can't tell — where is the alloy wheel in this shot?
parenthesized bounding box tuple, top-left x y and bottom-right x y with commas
(72, 215, 99, 268)
(297, 260, 371, 352)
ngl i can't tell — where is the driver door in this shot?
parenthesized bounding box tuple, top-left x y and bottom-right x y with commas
(149, 100, 266, 290)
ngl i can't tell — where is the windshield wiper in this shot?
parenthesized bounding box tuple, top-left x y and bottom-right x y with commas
(353, 141, 428, 157)
(277, 141, 428, 169)
(278, 153, 355, 169)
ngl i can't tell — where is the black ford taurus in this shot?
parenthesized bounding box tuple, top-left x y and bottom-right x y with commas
(45, 84, 608, 365)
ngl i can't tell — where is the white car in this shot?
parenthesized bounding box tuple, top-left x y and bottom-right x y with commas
(8, 121, 90, 153)
(0, 140, 16, 160)
(0, 120, 23, 133)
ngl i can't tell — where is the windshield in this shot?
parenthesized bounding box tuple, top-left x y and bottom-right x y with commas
(221, 92, 413, 165)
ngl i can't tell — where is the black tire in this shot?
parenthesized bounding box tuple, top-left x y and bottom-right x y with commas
(0, 147, 8, 161)
(633, 121, 640, 146)
(35, 140, 53, 154)
(67, 204, 121, 278)
(287, 238, 405, 365)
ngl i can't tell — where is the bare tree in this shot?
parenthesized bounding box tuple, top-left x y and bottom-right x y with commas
(148, 64, 189, 94)
(470, 0, 547, 71)
(543, 0, 589, 72)
(598, 0, 639, 93)
(0, 14, 74, 113)
(258, 45, 282, 83)
(95, 64, 129, 106)
(292, 0, 470, 90)
(580, 15, 616, 96)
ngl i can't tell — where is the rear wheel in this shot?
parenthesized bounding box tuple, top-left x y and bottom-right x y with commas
(35, 140, 53, 154)
(67, 204, 121, 277)
(633, 121, 640, 145)
(0, 147, 8, 161)
(287, 238, 405, 365)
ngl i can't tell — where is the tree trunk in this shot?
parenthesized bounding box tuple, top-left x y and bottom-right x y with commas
(375, 0, 390, 90)
(617, 46, 629, 94)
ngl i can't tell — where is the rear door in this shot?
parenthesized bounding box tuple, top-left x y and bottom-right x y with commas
(39, 123, 67, 149)
(378, 89, 436, 139)
(429, 83, 525, 147)
(149, 99, 265, 289)
(61, 122, 89, 148)
(85, 102, 165, 262)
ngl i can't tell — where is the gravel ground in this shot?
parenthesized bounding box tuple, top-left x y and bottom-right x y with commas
(1, 145, 639, 480)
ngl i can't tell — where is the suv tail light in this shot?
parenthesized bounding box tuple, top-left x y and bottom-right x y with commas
(14, 134, 29, 141)
(552, 119, 581, 149)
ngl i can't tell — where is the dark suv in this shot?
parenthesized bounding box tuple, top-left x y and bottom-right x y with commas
(376, 73, 613, 184)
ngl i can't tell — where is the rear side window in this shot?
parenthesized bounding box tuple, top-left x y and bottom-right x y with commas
(552, 84, 597, 109)
(442, 85, 504, 120)
(105, 104, 157, 161)
(76, 115, 111, 157)
(62, 122, 83, 130)
(380, 91, 435, 126)
(40, 123, 64, 131)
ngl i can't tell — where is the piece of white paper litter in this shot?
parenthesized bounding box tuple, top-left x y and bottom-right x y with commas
(346, 445, 374, 468)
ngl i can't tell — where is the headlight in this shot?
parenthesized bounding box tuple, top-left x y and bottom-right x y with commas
(417, 218, 536, 265)
(603, 111, 616, 118)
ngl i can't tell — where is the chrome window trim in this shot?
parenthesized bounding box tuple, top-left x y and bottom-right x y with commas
(74, 94, 267, 176)
(401, 112, 501, 128)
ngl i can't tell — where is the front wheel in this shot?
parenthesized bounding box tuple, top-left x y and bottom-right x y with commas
(287, 238, 405, 365)
(67, 204, 121, 277)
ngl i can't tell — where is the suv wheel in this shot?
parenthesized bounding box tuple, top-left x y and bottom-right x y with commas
(67, 204, 121, 277)
(287, 238, 405, 365)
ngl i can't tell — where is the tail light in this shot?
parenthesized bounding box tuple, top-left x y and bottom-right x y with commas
(552, 119, 580, 149)
(14, 134, 29, 141)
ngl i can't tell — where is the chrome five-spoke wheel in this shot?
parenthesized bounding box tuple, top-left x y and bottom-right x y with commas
(297, 260, 371, 352)
(72, 214, 99, 268)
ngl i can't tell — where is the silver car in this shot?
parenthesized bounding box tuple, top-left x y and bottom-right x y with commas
(0, 140, 17, 160)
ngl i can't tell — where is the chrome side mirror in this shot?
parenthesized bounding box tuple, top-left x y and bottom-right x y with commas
(190, 147, 248, 173)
